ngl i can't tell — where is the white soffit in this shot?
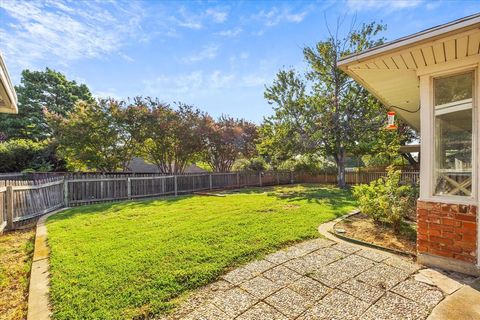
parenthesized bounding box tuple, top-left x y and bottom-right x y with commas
(339, 13, 480, 131)
(0, 52, 18, 114)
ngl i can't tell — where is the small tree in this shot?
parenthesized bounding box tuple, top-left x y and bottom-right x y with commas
(203, 116, 258, 172)
(138, 101, 207, 174)
(47, 99, 136, 171)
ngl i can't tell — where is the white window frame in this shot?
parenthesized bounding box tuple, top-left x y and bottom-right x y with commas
(432, 70, 476, 199)
(419, 64, 479, 206)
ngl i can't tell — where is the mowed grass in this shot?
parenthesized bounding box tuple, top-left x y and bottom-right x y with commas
(47, 185, 355, 319)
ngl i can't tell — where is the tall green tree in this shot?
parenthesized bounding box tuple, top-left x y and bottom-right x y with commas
(263, 22, 388, 187)
(0, 68, 93, 140)
(259, 70, 310, 169)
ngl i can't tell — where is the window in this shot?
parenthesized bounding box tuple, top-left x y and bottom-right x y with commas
(433, 71, 474, 197)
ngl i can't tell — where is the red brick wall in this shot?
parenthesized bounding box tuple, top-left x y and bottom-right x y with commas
(417, 200, 477, 264)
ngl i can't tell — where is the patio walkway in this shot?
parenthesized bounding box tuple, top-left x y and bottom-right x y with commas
(165, 238, 446, 320)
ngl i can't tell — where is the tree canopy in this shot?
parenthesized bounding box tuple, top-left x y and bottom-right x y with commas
(0, 68, 93, 140)
(46, 97, 258, 173)
(202, 116, 258, 172)
(260, 21, 412, 187)
(47, 99, 136, 171)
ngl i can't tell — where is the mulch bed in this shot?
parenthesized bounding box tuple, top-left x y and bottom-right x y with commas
(334, 213, 417, 255)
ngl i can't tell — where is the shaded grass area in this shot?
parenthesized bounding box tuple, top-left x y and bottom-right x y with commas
(0, 228, 35, 320)
(47, 184, 355, 319)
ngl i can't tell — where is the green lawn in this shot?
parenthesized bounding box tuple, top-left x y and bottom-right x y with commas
(47, 184, 356, 319)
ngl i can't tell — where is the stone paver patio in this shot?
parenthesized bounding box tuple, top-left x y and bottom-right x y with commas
(165, 238, 447, 320)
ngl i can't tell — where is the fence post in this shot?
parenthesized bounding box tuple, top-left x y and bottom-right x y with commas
(236, 172, 240, 187)
(6, 186, 13, 230)
(290, 171, 294, 184)
(127, 178, 131, 200)
(356, 169, 360, 185)
(174, 175, 178, 196)
(63, 179, 69, 207)
(100, 174, 105, 199)
(276, 172, 280, 185)
(209, 174, 212, 190)
(259, 172, 262, 187)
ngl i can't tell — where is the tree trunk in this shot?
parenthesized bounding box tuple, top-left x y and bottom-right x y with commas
(337, 149, 346, 188)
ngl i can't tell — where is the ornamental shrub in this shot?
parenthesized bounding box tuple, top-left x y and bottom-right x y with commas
(353, 166, 418, 232)
(232, 157, 269, 172)
(0, 139, 61, 172)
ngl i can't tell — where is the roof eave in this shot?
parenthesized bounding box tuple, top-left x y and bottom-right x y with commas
(338, 13, 480, 67)
(0, 52, 18, 114)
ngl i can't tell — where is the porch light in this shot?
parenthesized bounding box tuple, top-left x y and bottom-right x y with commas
(386, 111, 397, 130)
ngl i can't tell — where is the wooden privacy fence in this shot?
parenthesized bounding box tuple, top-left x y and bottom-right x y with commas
(0, 170, 419, 232)
(0, 177, 65, 232)
(63, 172, 294, 206)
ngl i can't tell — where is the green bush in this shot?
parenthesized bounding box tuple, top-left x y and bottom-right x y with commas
(278, 155, 336, 174)
(0, 139, 61, 172)
(353, 167, 418, 232)
(232, 157, 269, 172)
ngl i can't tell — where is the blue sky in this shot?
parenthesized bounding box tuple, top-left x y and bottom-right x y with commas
(1, 0, 479, 122)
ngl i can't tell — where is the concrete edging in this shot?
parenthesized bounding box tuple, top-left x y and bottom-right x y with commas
(27, 208, 68, 320)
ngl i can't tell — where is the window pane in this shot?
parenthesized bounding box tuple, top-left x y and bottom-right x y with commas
(434, 72, 473, 106)
(433, 72, 473, 197)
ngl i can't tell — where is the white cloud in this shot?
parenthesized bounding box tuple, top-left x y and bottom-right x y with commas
(93, 90, 122, 100)
(346, 0, 423, 11)
(210, 70, 235, 88)
(254, 7, 309, 27)
(241, 74, 267, 87)
(173, 6, 229, 30)
(182, 45, 219, 63)
(144, 70, 267, 98)
(425, 1, 441, 10)
(205, 8, 228, 23)
(229, 52, 249, 63)
(239, 52, 249, 60)
(0, 0, 146, 70)
(217, 27, 243, 37)
(176, 20, 203, 30)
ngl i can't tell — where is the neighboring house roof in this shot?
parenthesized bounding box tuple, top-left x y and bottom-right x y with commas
(0, 52, 17, 114)
(127, 157, 207, 174)
(338, 13, 480, 130)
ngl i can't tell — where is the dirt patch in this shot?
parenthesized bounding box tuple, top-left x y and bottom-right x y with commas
(0, 228, 35, 320)
(335, 213, 416, 255)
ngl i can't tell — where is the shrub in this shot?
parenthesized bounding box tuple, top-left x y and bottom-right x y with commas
(353, 167, 418, 232)
(0, 139, 61, 172)
(232, 157, 269, 172)
(278, 155, 336, 174)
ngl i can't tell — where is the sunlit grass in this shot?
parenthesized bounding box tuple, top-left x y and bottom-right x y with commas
(47, 184, 356, 319)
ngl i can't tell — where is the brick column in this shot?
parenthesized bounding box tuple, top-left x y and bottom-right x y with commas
(417, 200, 477, 264)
